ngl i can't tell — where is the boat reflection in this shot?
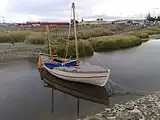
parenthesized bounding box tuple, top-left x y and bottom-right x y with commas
(40, 69, 110, 119)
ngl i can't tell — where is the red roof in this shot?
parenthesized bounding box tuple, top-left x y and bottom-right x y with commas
(26, 21, 69, 25)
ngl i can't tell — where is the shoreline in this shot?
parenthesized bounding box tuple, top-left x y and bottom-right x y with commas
(78, 92, 160, 120)
(0, 33, 159, 60)
(0, 36, 155, 60)
(0, 40, 144, 61)
(0, 25, 160, 57)
(0, 43, 43, 61)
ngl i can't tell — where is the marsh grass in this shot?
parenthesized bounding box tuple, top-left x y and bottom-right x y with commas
(0, 25, 159, 56)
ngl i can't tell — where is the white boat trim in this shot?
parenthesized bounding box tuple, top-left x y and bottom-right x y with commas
(43, 65, 110, 87)
(54, 67, 108, 74)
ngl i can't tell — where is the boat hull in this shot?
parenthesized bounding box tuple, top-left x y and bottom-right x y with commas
(44, 65, 110, 87)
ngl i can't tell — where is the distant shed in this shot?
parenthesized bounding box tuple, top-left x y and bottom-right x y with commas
(26, 21, 69, 27)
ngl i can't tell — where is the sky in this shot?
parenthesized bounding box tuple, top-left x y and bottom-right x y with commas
(0, 0, 160, 22)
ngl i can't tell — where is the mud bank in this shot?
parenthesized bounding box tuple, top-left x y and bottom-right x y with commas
(0, 43, 43, 61)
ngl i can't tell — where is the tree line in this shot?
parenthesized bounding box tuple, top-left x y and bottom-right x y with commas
(146, 12, 160, 21)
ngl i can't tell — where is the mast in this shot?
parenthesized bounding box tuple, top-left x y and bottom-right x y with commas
(46, 25, 52, 55)
(45, 25, 49, 54)
(72, 3, 79, 64)
(46, 25, 54, 61)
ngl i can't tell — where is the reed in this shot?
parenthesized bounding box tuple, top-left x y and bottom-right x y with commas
(0, 24, 140, 43)
(0, 32, 11, 43)
(127, 26, 160, 39)
(42, 34, 142, 57)
(89, 34, 142, 51)
(0, 31, 30, 43)
(0, 25, 160, 57)
(25, 32, 45, 44)
(43, 39, 93, 57)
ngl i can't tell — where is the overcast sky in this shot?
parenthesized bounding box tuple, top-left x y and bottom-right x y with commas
(0, 0, 160, 22)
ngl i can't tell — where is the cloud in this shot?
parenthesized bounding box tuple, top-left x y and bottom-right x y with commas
(1, 0, 160, 22)
(7, 0, 69, 16)
(6, 0, 95, 22)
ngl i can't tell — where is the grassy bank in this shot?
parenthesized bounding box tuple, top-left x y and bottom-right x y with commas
(0, 31, 30, 43)
(89, 35, 142, 51)
(0, 25, 160, 57)
(44, 40, 93, 57)
(128, 25, 160, 39)
(0, 24, 140, 43)
(41, 34, 142, 57)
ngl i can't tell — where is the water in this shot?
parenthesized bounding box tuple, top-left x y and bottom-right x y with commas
(90, 40, 160, 92)
(0, 40, 160, 120)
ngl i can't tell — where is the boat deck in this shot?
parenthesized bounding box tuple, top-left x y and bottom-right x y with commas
(40, 54, 108, 73)
(54, 62, 107, 73)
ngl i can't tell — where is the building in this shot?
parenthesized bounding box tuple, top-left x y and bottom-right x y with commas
(79, 20, 109, 25)
(26, 21, 69, 27)
(112, 19, 148, 26)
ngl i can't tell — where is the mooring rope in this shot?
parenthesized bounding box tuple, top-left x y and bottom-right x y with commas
(79, 40, 109, 70)
(107, 79, 160, 96)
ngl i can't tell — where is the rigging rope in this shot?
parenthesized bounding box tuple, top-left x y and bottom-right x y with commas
(79, 40, 86, 61)
(80, 39, 109, 69)
(64, 3, 108, 70)
(107, 79, 160, 96)
(65, 5, 72, 59)
(82, 42, 86, 61)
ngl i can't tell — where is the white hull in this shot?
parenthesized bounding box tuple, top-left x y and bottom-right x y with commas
(43, 65, 110, 87)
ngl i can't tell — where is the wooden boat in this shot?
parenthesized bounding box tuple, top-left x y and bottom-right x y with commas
(39, 53, 110, 86)
(37, 3, 110, 87)
(41, 68, 110, 106)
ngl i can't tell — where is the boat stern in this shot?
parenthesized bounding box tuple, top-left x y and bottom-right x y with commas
(99, 69, 111, 87)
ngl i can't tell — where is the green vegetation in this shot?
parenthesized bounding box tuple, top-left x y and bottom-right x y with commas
(87, 118, 99, 120)
(0, 32, 11, 43)
(89, 35, 141, 51)
(25, 32, 45, 44)
(0, 24, 160, 57)
(128, 31, 149, 39)
(127, 26, 160, 39)
(45, 39, 93, 57)
(44, 34, 142, 57)
(0, 24, 140, 42)
(0, 31, 30, 43)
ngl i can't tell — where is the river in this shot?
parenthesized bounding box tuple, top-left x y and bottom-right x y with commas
(0, 40, 160, 120)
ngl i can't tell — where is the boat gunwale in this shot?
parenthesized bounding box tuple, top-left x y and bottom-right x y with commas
(43, 62, 109, 74)
(39, 53, 68, 62)
(46, 67, 108, 79)
(54, 67, 108, 74)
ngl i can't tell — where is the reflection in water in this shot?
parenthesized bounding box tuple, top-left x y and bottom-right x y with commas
(40, 69, 110, 119)
(51, 88, 54, 114)
(1, 40, 160, 120)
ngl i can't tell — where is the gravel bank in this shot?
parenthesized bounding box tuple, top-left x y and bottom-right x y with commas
(78, 93, 160, 120)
